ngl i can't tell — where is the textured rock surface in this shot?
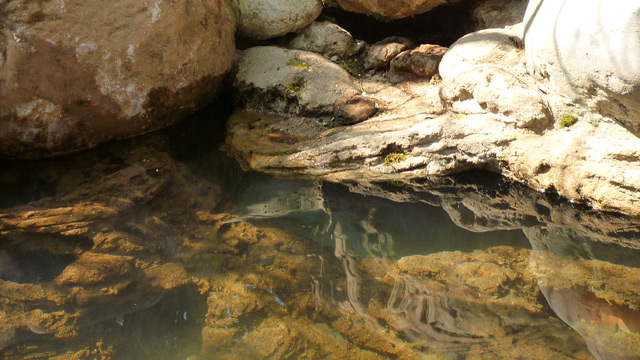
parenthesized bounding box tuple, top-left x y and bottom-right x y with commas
(228, 27, 640, 216)
(362, 37, 412, 70)
(289, 21, 360, 59)
(523, 0, 640, 136)
(234, 46, 362, 118)
(232, 0, 323, 40)
(439, 65, 551, 130)
(0, 0, 235, 159)
(331, 0, 448, 19)
(389, 44, 448, 81)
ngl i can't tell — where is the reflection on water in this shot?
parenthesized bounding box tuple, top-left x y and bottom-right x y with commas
(1, 104, 640, 359)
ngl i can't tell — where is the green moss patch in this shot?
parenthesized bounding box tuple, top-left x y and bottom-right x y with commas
(287, 58, 310, 70)
(337, 58, 363, 78)
(384, 152, 407, 166)
(560, 114, 578, 128)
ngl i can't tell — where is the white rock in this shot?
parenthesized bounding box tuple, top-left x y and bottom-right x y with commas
(523, 0, 640, 135)
(232, 0, 323, 40)
(439, 28, 524, 81)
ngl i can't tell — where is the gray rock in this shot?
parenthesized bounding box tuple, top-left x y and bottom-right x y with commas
(233, 46, 361, 116)
(289, 21, 359, 59)
(0, 0, 235, 159)
(232, 0, 323, 40)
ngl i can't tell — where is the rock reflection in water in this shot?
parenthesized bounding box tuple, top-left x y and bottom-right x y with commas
(0, 116, 640, 359)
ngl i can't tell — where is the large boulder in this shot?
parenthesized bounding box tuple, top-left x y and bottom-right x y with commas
(0, 0, 235, 159)
(330, 0, 447, 19)
(523, 0, 640, 136)
(232, 0, 323, 40)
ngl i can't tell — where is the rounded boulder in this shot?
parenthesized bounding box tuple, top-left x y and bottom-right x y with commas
(523, 0, 640, 135)
(232, 0, 323, 40)
(0, 0, 236, 159)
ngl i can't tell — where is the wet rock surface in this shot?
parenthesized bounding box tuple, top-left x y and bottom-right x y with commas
(0, 0, 235, 159)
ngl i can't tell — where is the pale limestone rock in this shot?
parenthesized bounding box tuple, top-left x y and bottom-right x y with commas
(232, 0, 323, 40)
(523, 0, 640, 136)
(439, 65, 551, 131)
(439, 28, 525, 81)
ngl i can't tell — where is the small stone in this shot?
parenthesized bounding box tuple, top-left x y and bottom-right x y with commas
(333, 95, 377, 125)
(390, 44, 448, 80)
(363, 37, 413, 70)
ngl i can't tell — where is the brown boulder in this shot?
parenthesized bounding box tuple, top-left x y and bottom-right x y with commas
(332, 0, 448, 19)
(0, 0, 235, 159)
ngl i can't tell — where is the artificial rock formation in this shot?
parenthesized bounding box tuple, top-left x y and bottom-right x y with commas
(0, 0, 235, 159)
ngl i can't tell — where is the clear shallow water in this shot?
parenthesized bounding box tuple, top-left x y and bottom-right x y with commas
(1, 104, 640, 360)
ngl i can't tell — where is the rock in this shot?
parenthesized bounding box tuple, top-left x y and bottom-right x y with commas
(289, 21, 360, 59)
(523, 0, 640, 136)
(439, 65, 551, 130)
(0, 0, 235, 159)
(439, 28, 525, 80)
(331, 0, 448, 19)
(233, 46, 361, 116)
(362, 37, 412, 70)
(232, 0, 323, 40)
(472, 0, 528, 30)
(333, 95, 378, 125)
(389, 44, 448, 81)
(227, 25, 640, 216)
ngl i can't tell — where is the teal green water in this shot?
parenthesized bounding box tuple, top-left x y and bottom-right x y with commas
(1, 103, 640, 360)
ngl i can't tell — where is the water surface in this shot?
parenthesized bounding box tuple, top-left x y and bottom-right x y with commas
(1, 103, 640, 360)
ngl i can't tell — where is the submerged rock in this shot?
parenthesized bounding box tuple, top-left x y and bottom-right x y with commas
(0, 0, 235, 159)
